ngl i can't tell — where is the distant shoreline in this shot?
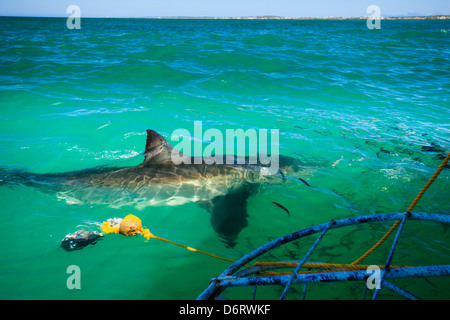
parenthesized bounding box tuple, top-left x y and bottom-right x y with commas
(1, 15, 450, 20)
(135, 15, 450, 20)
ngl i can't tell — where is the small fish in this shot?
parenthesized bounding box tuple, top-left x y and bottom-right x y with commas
(96, 123, 110, 130)
(332, 156, 343, 167)
(377, 148, 392, 158)
(273, 202, 290, 216)
(298, 177, 312, 187)
(421, 143, 444, 152)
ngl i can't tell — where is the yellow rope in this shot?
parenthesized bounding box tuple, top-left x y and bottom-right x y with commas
(257, 268, 394, 277)
(406, 151, 450, 213)
(253, 261, 407, 270)
(141, 229, 242, 265)
(101, 215, 243, 265)
(351, 220, 402, 265)
(253, 263, 412, 277)
(351, 151, 450, 265)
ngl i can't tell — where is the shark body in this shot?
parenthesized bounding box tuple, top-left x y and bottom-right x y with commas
(1, 129, 305, 246)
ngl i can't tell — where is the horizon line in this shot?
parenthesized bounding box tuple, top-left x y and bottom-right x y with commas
(1, 14, 449, 19)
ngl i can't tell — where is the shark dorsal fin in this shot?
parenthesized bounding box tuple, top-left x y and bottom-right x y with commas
(143, 129, 174, 164)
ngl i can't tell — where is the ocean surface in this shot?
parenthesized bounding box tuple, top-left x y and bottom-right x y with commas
(0, 17, 449, 300)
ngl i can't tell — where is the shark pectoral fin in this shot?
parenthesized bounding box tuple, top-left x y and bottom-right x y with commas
(198, 190, 253, 248)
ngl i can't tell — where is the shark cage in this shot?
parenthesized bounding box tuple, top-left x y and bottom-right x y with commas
(197, 153, 450, 300)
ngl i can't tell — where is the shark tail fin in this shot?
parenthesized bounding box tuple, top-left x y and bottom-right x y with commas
(0, 169, 31, 187)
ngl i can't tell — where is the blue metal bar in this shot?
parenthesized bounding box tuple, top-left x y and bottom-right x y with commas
(361, 282, 368, 300)
(301, 282, 308, 300)
(217, 212, 448, 279)
(210, 265, 450, 290)
(196, 212, 450, 300)
(280, 221, 333, 300)
(372, 212, 409, 300)
(252, 285, 257, 300)
(382, 281, 420, 300)
(197, 281, 218, 300)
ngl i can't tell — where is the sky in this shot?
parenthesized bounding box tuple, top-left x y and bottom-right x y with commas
(0, 0, 449, 18)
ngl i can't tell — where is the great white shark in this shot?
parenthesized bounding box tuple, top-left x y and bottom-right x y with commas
(1, 129, 307, 247)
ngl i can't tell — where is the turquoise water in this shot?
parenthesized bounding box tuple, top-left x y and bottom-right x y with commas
(0, 17, 449, 300)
